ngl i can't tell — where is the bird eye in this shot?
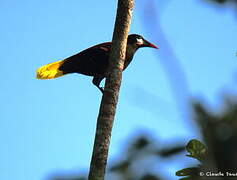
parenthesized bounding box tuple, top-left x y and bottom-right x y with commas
(136, 38, 143, 45)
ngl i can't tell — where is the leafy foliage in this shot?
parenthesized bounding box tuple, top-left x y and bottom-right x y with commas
(176, 139, 207, 180)
(185, 139, 207, 163)
(176, 96, 237, 180)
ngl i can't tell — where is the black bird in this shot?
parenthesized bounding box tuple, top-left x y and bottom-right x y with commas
(36, 34, 158, 93)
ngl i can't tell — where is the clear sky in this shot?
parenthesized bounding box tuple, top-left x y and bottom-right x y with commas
(1, 0, 237, 180)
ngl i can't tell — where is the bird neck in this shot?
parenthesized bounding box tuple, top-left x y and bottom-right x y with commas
(126, 44, 138, 57)
(124, 44, 138, 70)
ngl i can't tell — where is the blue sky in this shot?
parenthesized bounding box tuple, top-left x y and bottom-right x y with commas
(1, 0, 237, 180)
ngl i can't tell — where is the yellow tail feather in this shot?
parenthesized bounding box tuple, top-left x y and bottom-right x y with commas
(36, 60, 65, 79)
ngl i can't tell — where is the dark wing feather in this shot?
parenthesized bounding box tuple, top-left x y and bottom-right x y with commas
(59, 42, 111, 76)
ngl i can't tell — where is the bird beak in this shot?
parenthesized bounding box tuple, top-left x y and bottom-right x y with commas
(142, 39, 159, 49)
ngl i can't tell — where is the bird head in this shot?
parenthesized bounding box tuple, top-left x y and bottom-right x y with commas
(127, 34, 158, 50)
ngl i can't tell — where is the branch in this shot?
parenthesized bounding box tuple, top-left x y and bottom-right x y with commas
(88, 1, 134, 180)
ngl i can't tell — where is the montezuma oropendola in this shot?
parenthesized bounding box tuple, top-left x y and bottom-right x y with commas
(36, 34, 158, 93)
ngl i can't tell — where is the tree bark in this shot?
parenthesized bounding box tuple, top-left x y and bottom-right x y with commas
(88, 0, 134, 180)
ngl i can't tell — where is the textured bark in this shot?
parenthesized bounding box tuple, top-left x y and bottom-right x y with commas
(88, 0, 134, 180)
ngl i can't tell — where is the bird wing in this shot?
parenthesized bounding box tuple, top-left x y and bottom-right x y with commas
(59, 42, 111, 76)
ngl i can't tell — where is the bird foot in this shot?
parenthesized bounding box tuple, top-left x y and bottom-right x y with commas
(99, 87, 104, 94)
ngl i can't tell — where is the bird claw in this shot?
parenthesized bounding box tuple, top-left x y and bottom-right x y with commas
(99, 87, 113, 94)
(99, 87, 104, 94)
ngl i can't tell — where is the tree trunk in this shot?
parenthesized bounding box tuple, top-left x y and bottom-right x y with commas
(88, 0, 134, 180)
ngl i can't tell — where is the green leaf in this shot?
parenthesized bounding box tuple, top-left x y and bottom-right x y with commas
(178, 177, 193, 180)
(176, 139, 207, 179)
(186, 139, 207, 162)
(176, 167, 199, 177)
